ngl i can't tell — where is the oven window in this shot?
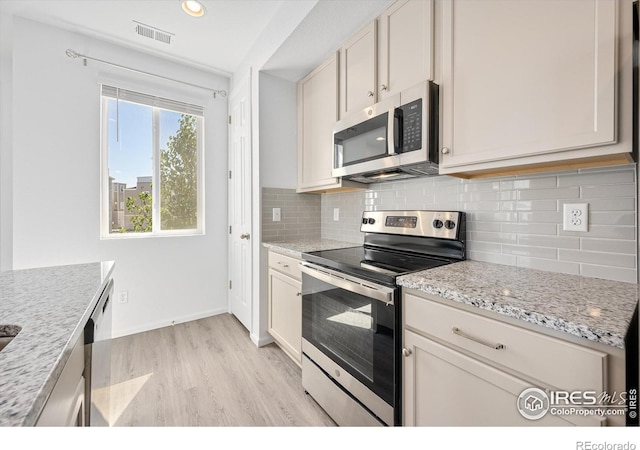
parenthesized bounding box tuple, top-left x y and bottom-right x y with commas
(334, 112, 388, 167)
(302, 273, 395, 405)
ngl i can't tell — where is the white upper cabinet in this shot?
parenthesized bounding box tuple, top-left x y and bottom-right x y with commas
(340, 22, 378, 118)
(297, 53, 363, 193)
(377, 0, 434, 101)
(439, 0, 634, 178)
(340, 0, 436, 118)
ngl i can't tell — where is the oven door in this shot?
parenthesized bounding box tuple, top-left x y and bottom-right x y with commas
(300, 262, 398, 424)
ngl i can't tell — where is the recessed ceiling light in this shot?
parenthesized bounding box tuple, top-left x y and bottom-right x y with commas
(182, 0, 205, 17)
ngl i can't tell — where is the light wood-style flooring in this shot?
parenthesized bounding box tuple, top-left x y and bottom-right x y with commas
(108, 313, 335, 426)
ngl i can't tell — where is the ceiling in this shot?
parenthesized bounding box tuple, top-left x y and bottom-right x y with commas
(0, 0, 394, 80)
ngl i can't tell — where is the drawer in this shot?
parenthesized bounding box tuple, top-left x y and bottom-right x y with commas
(268, 251, 302, 280)
(404, 292, 607, 392)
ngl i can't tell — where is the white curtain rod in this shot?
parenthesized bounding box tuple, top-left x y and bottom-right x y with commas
(65, 49, 227, 98)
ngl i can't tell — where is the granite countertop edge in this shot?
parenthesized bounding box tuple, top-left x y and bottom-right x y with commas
(0, 261, 115, 427)
(263, 239, 361, 258)
(397, 262, 638, 350)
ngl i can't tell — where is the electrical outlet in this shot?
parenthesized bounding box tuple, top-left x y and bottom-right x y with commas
(117, 291, 128, 304)
(333, 208, 340, 221)
(272, 207, 281, 222)
(563, 203, 588, 232)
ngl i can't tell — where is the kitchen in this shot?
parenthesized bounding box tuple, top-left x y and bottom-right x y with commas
(0, 0, 638, 446)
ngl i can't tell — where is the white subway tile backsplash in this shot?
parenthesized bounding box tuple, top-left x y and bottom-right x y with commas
(314, 165, 637, 283)
(581, 238, 637, 254)
(559, 249, 636, 268)
(517, 235, 580, 249)
(559, 225, 636, 240)
(518, 187, 580, 200)
(587, 197, 636, 211)
(589, 212, 636, 226)
(557, 169, 635, 187)
(516, 257, 581, 275)
(580, 265, 637, 283)
(500, 177, 557, 190)
(500, 223, 557, 235)
(501, 245, 557, 259)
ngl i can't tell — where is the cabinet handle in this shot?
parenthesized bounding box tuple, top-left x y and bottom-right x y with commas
(367, 90, 374, 97)
(380, 84, 388, 92)
(240, 233, 251, 240)
(452, 327, 505, 350)
(402, 348, 412, 357)
(277, 262, 289, 268)
(441, 147, 450, 155)
(296, 292, 302, 296)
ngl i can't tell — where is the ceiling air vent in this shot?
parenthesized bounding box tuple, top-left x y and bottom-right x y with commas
(133, 21, 174, 45)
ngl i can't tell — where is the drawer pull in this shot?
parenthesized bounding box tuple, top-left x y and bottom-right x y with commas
(452, 327, 505, 350)
(277, 262, 289, 268)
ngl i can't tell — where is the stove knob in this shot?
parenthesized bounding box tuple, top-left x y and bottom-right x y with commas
(444, 220, 456, 230)
(368, 218, 376, 225)
(362, 218, 368, 225)
(432, 219, 443, 229)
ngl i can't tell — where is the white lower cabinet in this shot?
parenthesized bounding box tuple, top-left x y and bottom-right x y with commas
(36, 331, 85, 426)
(402, 290, 610, 426)
(268, 251, 302, 365)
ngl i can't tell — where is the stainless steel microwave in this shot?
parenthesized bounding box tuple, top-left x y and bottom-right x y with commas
(332, 81, 439, 183)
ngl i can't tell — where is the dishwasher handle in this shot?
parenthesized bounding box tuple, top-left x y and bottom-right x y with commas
(300, 262, 395, 306)
(85, 278, 114, 345)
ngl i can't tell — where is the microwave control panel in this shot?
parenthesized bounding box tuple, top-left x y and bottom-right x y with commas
(399, 99, 422, 152)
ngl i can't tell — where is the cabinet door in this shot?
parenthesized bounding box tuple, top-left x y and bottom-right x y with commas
(440, 0, 618, 172)
(268, 268, 302, 364)
(403, 330, 604, 426)
(297, 53, 340, 192)
(377, 0, 433, 100)
(340, 21, 377, 118)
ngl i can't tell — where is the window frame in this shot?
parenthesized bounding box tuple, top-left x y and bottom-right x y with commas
(100, 86, 205, 239)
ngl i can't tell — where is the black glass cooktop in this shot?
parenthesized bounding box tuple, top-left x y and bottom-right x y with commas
(302, 245, 453, 285)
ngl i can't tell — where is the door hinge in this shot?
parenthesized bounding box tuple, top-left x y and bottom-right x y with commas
(228, 115, 232, 125)
(229, 280, 232, 289)
(229, 225, 232, 234)
(229, 170, 232, 179)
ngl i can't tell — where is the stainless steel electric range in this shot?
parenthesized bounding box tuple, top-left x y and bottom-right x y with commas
(300, 210, 466, 426)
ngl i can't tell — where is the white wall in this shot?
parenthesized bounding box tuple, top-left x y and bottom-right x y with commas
(0, 13, 13, 271)
(8, 17, 230, 337)
(259, 72, 298, 189)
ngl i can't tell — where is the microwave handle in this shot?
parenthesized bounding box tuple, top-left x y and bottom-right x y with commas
(393, 108, 403, 154)
(387, 108, 402, 155)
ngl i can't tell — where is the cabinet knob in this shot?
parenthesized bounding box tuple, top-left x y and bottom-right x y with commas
(296, 292, 302, 296)
(441, 147, 450, 155)
(367, 90, 374, 97)
(240, 233, 251, 240)
(380, 84, 388, 92)
(402, 348, 412, 357)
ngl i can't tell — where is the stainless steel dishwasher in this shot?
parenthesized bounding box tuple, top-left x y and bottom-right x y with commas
(84, 278, 113, 426)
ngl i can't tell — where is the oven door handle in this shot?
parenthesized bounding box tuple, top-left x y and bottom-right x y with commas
(300, 262, 395, 306)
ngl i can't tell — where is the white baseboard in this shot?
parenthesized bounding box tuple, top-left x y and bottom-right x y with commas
(250, 332, 274, 347)
(112, 306, 229, 339)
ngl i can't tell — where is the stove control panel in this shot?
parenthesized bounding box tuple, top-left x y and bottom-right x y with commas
(361, 210, 464, 240)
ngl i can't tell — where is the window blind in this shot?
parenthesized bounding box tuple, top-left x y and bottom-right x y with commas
(101, 85, 204, 116)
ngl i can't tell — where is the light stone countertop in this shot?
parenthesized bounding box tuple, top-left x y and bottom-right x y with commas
(397, 260, 638, 349)
(0, 261, 115, 426)
(263, 239, 361, 258)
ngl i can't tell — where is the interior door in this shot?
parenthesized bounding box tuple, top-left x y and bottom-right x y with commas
(228, 73, 252, 331)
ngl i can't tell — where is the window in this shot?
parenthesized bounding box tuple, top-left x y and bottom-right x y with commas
(101, 85, 204, 237)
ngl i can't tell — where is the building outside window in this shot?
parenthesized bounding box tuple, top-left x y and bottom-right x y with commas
(101, 85, 205, 237)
